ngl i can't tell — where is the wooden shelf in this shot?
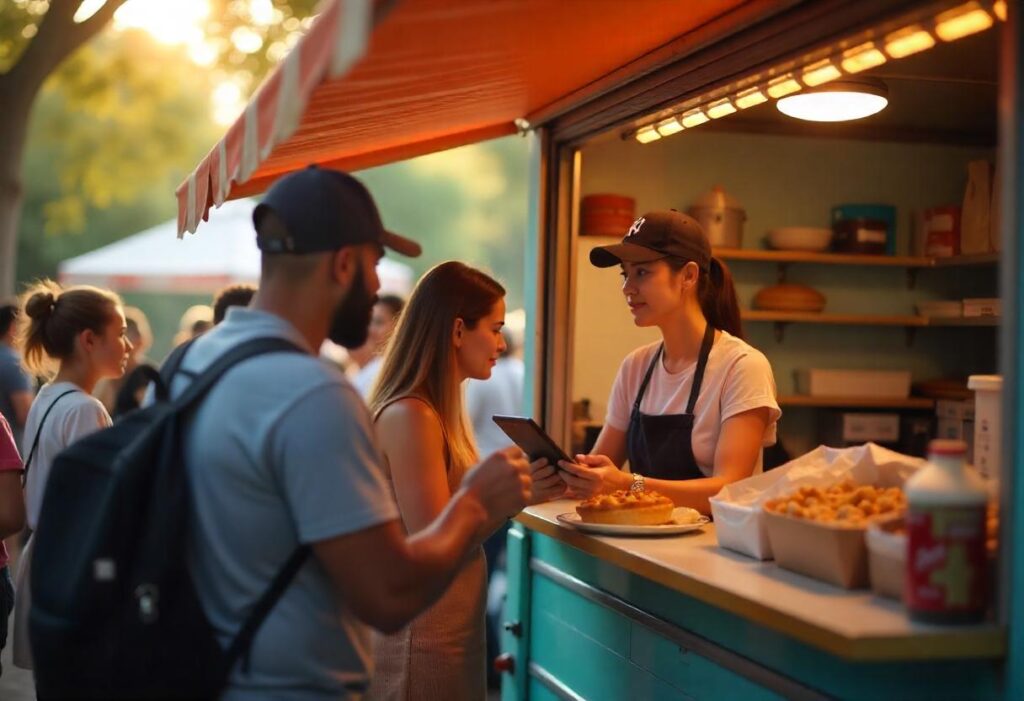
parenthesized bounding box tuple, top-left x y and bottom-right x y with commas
(742, 310, 926, 326)
(715, 249, 1000, 268)
(742, 310, 1000, 327)
(779, 395, 936, 410)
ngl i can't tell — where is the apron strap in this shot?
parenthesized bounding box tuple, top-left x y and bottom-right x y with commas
(685, 324, 716, 415)
(632, 344, 663, 413)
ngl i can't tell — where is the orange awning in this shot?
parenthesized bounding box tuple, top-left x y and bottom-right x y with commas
(177, 0, 758, 235)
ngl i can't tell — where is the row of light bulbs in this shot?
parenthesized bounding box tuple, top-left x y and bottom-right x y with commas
(633, 0, 1005, 144)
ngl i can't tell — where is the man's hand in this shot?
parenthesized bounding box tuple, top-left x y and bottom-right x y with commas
(461, 446, 532, 519)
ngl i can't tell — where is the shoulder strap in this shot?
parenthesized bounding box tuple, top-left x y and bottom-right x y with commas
(632, 345, 663, 413)
(152, 338, 199, 403)
(685, 324, 716, 414)
(173, 337, 305, 412)
(22, 388, 79, 484)
(226, 545, 311, 674)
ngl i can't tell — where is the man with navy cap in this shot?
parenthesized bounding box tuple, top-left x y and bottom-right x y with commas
(167, 166, 532, 700)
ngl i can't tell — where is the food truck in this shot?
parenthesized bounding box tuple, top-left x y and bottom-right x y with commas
(177, 1, 1020, 698)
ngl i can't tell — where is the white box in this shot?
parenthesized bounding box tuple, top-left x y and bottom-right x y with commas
(916, 300, 962, 318)
(962, 298, 1001, 317)
(794, 369, 911, 398)
(936, 399, 975, 421)
(837, 413, 900, 442)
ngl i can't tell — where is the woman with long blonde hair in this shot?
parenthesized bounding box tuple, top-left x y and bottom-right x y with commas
(366, 262, 561, 700)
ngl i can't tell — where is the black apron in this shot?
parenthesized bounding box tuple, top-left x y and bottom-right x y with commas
(626, 324, 715, 480)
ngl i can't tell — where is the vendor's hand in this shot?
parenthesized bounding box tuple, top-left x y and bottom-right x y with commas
(528, 458, 567, 504)
(556, 454, 631, 499)
(462, 447, 532, 519)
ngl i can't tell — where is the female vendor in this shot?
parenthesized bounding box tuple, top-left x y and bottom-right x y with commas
(559, 210, 781, 513)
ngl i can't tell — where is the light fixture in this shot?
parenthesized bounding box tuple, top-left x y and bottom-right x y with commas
(635, 126, 661, 144)
(681, 108, 710, 128)
(884, 25, 936, 58)
(934, 2, 994, 41)
(802, 59, 842, 87)
(655, 117, 684, 136)
(994, 0, 1007, 22)
(706, 98, 737, 119)
(767, 74, 801, 98)
(734, 87, 768, 109)
(841, 42, 887, 73)
(776, 78, 889, 122)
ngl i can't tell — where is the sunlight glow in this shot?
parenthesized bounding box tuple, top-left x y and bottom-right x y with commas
(113, 0, 210, 46)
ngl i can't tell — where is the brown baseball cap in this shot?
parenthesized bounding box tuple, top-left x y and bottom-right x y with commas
(590, 210, 710, 270)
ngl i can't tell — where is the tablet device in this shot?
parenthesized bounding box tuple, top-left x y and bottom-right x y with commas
(492, 415, 572, 468)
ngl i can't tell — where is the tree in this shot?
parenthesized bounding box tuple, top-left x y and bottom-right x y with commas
(0, 0, 318, 296)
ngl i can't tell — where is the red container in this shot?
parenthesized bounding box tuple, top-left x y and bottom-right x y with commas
(924, 206, 961, 257)
(580, 194, 636, 237)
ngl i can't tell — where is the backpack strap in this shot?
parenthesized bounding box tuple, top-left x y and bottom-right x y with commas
(22, 388, 79, 485)
(225, 545, 311, 674)
(172, 337, 304, 412)
(150, 338, 199, 403)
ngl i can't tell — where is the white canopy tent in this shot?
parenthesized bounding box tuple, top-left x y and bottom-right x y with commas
(59, 198, 414, 295)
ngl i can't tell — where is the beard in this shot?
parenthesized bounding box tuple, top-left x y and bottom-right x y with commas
(328, 264, 377, 349)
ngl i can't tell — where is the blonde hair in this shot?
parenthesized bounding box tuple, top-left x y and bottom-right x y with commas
(18, 279, 122, 378)
(370, 262, 505, 472)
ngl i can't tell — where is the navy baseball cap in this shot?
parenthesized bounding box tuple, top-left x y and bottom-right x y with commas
(253, 165, 421, 258)
(590, 210, 710, 270)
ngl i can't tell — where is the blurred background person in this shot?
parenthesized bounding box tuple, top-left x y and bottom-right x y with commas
(464, 317, 526, 690)
(212, 283, 256, 325)
(0, 414, 24, 680)
(94, 306, 154, 417)
(352, 294, 405, 399)
(171, 304, 214, 348)
(0, 305, 33, 450)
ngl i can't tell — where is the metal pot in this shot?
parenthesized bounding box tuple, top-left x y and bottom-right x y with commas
(687, 185, 746, 249)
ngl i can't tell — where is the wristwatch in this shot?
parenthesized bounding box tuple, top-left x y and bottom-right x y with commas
(630, 472, 646, 494)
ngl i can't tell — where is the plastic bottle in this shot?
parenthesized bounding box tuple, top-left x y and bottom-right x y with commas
(905, 439, 988, 623)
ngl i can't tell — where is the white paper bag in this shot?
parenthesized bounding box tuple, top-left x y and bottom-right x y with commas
(709, 443, 924, 560)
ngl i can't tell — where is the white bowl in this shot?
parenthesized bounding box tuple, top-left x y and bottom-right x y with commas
(767, 227, 833, 252)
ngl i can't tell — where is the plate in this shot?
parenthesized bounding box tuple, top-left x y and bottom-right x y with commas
(556, 508, 710, 536)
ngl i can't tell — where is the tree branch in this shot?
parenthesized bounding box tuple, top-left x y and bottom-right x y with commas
(9, 0, 129, 93)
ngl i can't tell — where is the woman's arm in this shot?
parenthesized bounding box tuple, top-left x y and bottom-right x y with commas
(559, 407, 770, 514)
(590, 424, 628, 467)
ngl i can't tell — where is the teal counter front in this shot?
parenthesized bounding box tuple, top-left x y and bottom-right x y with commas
(500, 500, 1006, 701)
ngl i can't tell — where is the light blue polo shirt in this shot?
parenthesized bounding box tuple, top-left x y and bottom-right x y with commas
(169, 307, 399, 700)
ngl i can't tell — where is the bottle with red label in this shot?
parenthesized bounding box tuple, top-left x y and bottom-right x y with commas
(906, 439, 988, 623)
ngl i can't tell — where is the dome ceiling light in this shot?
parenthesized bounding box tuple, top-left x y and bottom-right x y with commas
(775, 79, 889, 123)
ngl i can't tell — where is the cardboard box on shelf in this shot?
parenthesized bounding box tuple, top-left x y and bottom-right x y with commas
(821, 412, 900, 446)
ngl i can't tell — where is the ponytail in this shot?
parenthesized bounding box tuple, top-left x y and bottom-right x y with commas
(18, 279, 122, 378)
(699, 257, 743, 339)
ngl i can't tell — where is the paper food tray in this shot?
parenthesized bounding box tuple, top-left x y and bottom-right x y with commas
(709, 443, 924, 560)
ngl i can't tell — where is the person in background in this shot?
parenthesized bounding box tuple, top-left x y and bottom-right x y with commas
(212, 283, 257, 325)
(367, 262, 562, 701)
(352, 294, 405, 399)
(94, 306, 154, 417)
(12, 280, 131, 669)
(0, 304, 33, 448)
(0, 414, 25, 679)
(559, 211, 780, 513)
(167, 166, 532, 700)
(172, 304, 214, 347)
(464, 327, 529, 689)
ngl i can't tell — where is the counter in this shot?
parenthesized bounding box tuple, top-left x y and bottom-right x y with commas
(501, 500, 1005, 701)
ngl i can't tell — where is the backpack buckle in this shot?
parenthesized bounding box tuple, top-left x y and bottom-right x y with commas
(135, 584, 160, 624)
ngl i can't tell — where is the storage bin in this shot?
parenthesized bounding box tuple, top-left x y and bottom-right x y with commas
(794, 369, 911, 398)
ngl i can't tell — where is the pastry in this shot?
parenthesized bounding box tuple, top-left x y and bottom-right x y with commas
(764, 480, 906, 526)
(576, 489, 675, 525)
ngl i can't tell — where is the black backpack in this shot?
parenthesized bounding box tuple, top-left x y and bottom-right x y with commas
(30, 336, 309, 699)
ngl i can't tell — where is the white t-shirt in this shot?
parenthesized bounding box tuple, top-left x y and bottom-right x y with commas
(605, 331, 781, 477)
(466, 357, 525, 457)
(352, 355, 383, 399)
(21, 381, 111, 529)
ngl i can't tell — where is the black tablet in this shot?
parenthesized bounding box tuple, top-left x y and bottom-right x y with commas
(492, 415, 572, 468)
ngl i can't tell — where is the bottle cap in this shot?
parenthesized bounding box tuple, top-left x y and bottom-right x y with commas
(928, 439, 967, 456)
